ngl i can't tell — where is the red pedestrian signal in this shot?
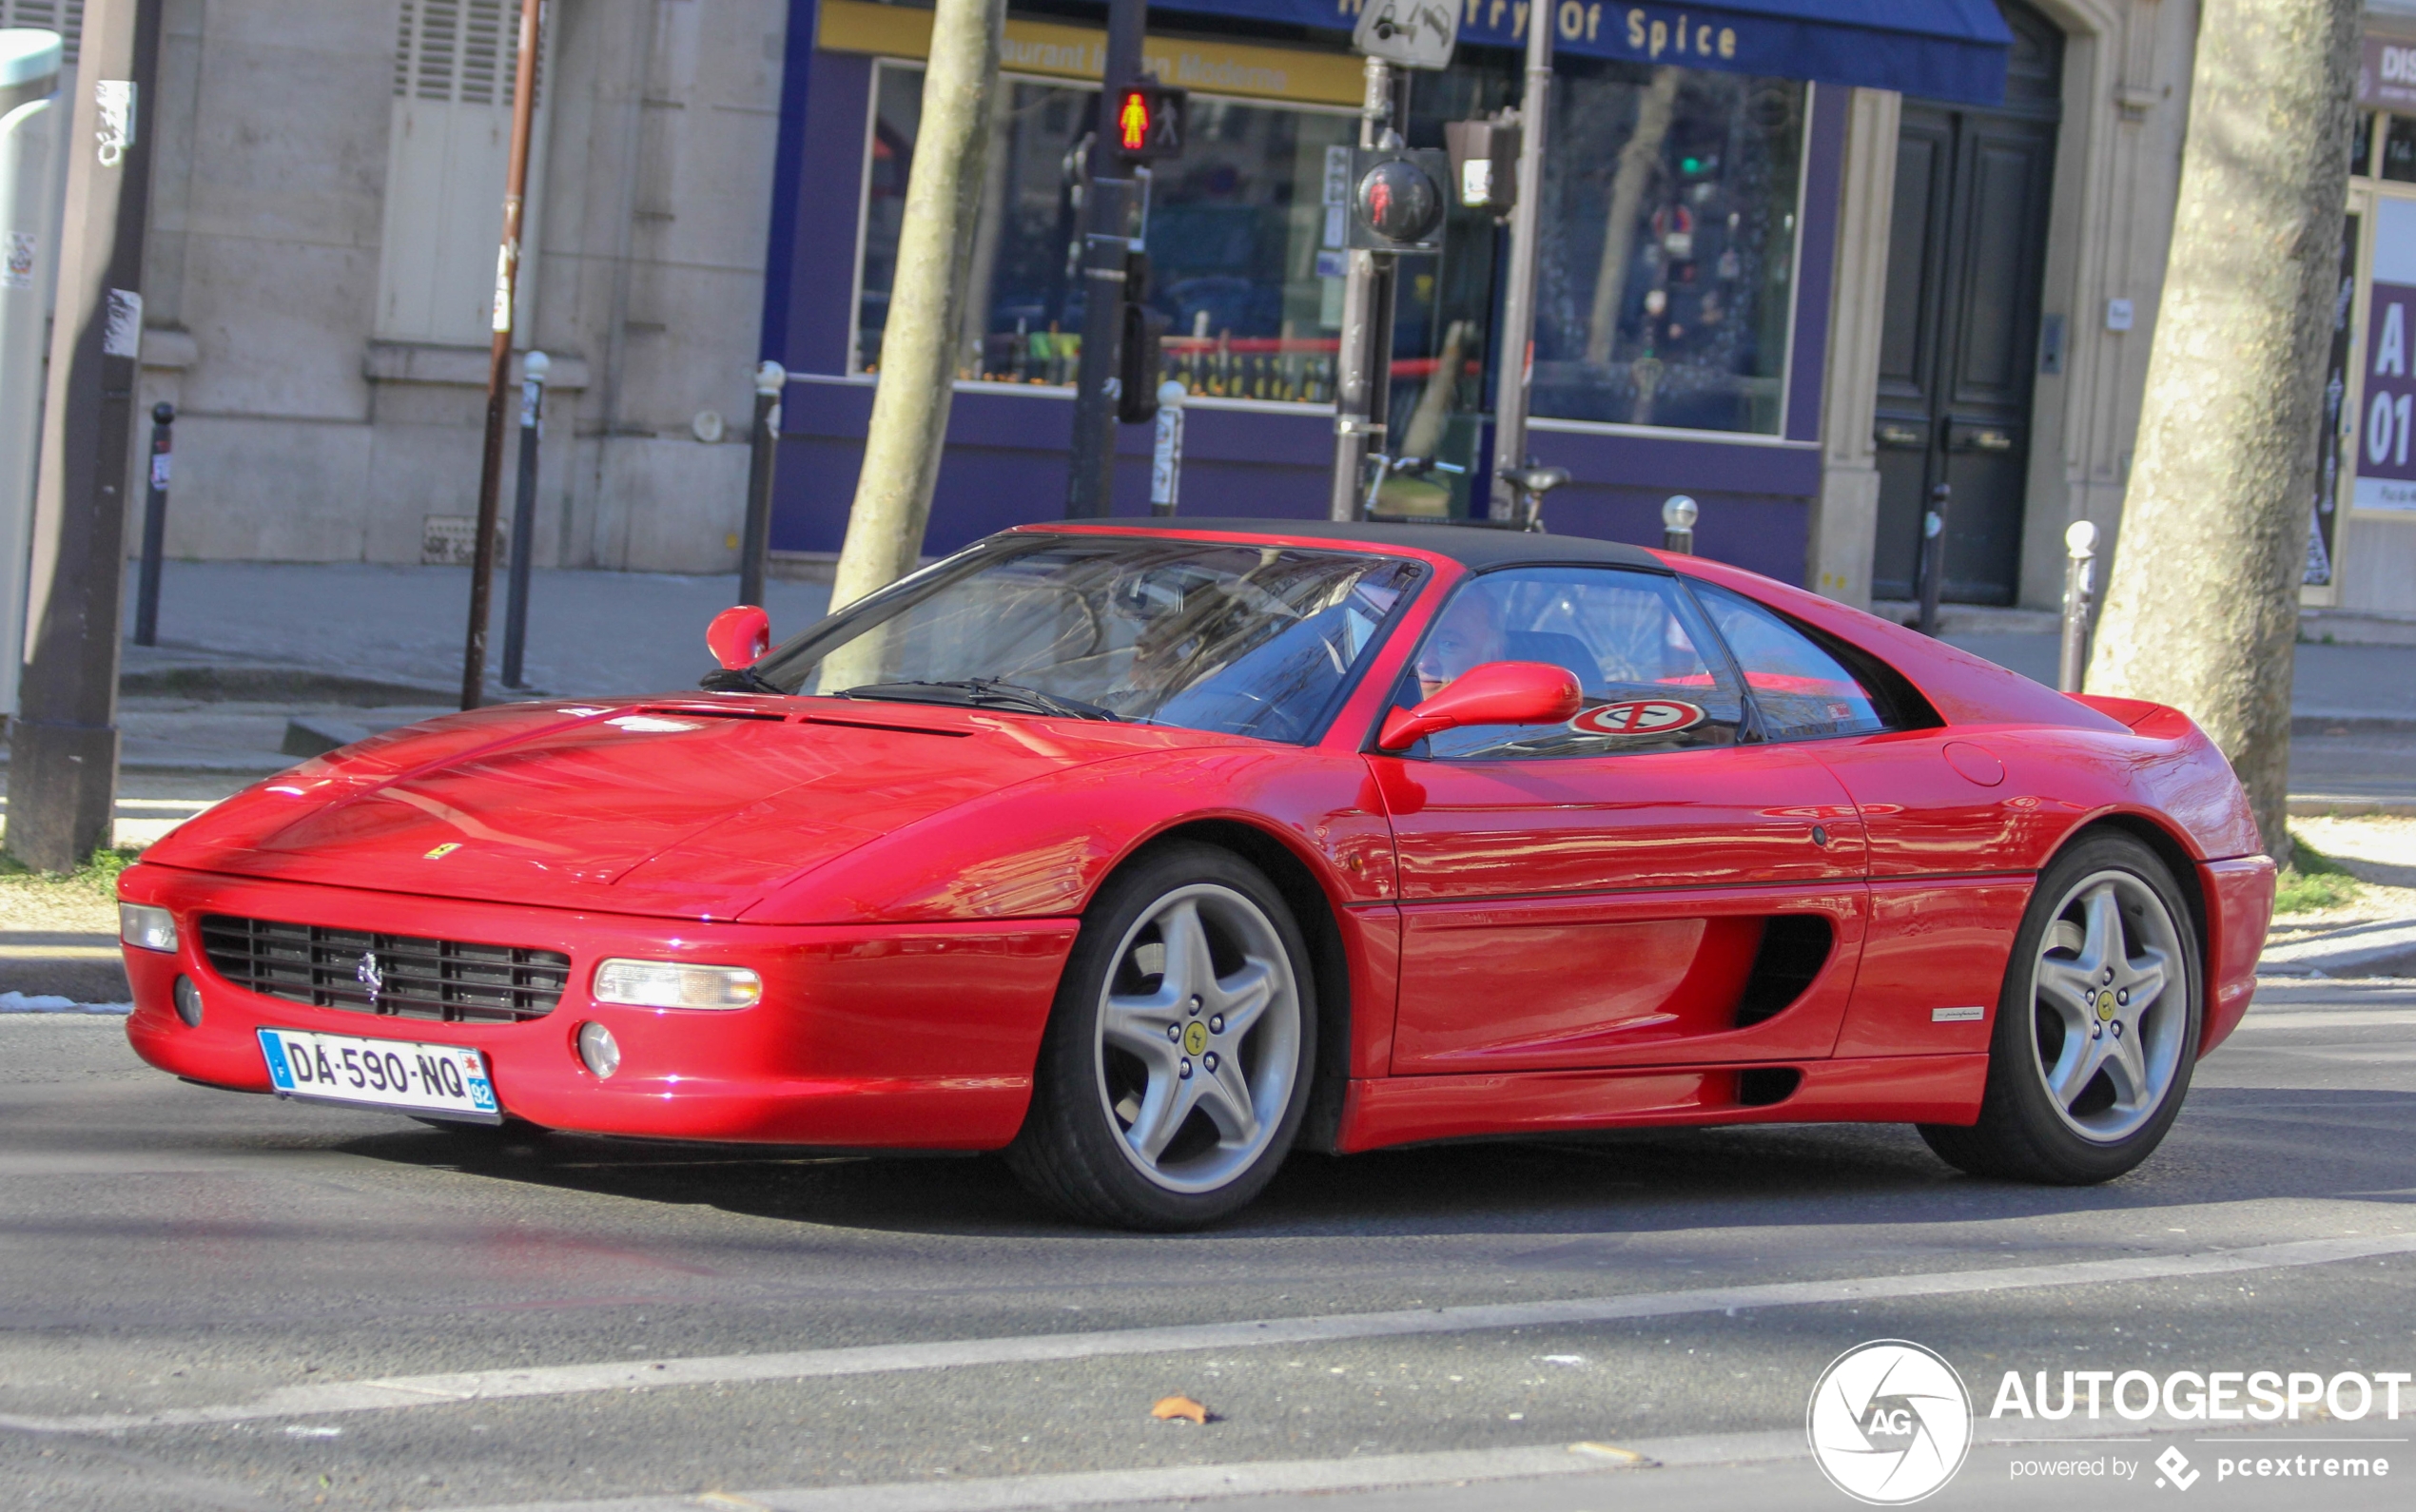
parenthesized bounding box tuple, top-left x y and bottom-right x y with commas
(1118, 90, 1151, 154)
(1108, 83, 1185, 162)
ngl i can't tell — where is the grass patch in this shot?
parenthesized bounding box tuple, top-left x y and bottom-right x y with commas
(2274, 834, 2361, 915)
(0, 845, 142, 901)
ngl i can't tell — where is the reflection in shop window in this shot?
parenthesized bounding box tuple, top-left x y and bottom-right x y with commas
(1532, 63, 1803, 435)
(856, 62, 1355, 404)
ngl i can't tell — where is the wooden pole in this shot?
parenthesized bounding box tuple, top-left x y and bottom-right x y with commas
(460, 0, 545, 710)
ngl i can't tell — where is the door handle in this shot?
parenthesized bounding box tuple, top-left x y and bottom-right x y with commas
(1875, 423, 1923, 450)
(1969, 429, 2015, 452)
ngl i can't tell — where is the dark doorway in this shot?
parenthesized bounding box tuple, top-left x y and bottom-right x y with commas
(1871, 3, 2063, 606)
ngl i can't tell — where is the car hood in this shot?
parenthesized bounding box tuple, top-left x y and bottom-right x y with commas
(146, 696, 1233, 919)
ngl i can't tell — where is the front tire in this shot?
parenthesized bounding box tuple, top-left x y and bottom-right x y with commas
(1007, 843, 1315, 1230)
(1920, 831, 2201, 1184)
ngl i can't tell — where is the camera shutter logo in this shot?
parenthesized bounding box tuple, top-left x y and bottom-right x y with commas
(1806, 1340, 1973, 1504)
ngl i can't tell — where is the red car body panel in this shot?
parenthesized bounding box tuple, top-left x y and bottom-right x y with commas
(120, 520, 2275, 1163)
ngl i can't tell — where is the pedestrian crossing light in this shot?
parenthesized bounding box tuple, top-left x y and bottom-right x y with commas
(1111, 82, 1186, 162)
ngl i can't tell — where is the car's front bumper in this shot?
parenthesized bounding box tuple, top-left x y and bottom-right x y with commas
(117, 863, 1076, 1148)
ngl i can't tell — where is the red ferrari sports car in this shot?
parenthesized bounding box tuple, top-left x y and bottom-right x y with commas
(119, 520, 2274, 1228)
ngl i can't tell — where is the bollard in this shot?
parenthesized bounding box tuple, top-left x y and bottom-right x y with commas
(1661, 494, 1698, 554)
(1150, 380, 1187, 516)
(131, 403, 174, 647)
(500, 353, 549, 689)
(1916, 482, 1952, 636)
(2058, 519, 2098, 693)
(737, 359, 786, 610)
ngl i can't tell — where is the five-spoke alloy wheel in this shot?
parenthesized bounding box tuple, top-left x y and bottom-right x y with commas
(1921, 831, 2203, 1184)
(1009, 843, 1315, 1229)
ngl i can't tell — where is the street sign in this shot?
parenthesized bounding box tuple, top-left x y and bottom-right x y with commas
(1110, 82, 1187, 162)
(1352, 0, 1459, 70)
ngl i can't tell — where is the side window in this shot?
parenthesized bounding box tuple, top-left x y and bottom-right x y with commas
(1397, 567, 1746, 760)
(1690, 582, 1891, 739)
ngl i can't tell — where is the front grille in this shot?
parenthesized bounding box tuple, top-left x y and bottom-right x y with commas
(199, 915, 571, 1024)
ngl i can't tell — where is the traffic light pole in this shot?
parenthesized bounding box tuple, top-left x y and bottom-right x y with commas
(1488, 7, 1551, 521)
(9, 0, 165, 872)
(1062, 0, 1149, 518)
(1329, 57, 1402, 522)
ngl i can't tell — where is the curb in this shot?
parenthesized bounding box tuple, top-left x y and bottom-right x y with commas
(2260, 919, 2416, 979)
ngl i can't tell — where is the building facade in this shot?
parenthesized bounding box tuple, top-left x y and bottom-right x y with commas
(15, 0, 2379, 628)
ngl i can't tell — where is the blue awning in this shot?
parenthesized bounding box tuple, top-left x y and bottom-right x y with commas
(1151, 0, 2012, 108)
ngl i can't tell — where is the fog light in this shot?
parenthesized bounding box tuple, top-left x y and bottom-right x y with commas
(172, 976, 204, 1028)
(593, 959, 762, 1010)
(120, 902, 179, 954)
(576, 1021, 621, 1079)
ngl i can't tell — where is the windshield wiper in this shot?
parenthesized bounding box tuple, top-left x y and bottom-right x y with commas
(698, 665, 786, 695)
(841, 678, 1122, 722)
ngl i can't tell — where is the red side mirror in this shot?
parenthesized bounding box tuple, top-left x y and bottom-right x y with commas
(1376, 661, 1582, 752)
(706, 605, 771, 670)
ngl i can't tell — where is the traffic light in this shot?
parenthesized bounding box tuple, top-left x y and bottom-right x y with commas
(1443, 117, 1519, 221)
(1347, 148, 1450, 253)
(1118, 250, 1171, 423)
(1109, 82, 1187, 162)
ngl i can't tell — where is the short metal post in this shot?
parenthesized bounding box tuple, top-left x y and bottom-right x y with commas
(1916, 482, 1952, 637)
(500, 352, 548, 690)
(1149, 379, 1186, 516)
(131, 402, 174, 647)
(1661, 494, 1697, 555)
(2058, 519, 2099, 693)
(738, 359, 786, 608)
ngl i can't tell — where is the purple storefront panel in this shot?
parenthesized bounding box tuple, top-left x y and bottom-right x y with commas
(766, 32, 1845, 589)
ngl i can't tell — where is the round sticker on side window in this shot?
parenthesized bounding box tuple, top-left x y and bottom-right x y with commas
(1571, 698, 1705, 737)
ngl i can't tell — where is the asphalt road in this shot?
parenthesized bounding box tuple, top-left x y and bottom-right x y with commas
(4, 981, 2414, 1512)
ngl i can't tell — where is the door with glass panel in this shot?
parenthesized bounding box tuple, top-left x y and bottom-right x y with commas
(1871, 1, 2063, 605)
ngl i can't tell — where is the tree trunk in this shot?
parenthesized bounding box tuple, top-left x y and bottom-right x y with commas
(828, 0, 1005, 615)
(2085, 0, 2359, 867)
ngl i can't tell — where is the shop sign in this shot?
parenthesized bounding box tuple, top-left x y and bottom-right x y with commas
(818, 0, 1364, 107)
(2355, 199, 2416, 513)
(2359, 31, 2416, 112)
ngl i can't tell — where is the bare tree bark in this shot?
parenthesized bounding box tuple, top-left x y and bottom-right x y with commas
(2086, 0, 2360, 866)
(829, 0, 1005, 615)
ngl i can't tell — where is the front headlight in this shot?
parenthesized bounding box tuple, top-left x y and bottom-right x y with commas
(120, 903, 180, 954)
(592, 959, 763, 1010)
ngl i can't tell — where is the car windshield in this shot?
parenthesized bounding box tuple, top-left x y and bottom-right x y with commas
(750, 535, 1424, 743)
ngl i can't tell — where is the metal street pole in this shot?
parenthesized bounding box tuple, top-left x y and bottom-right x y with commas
(1487, 7, 1552, 521)
(499, 352, 547, 690)
(459, 0, 544, 711)
(9, 0, 165, 872)
(132, 402, 172, 646)
(737, 359, 785, 607)
(1329, 57, 1399, 522)
(2058, 519, 2098, 692)
(1062, 0, 1147, 518)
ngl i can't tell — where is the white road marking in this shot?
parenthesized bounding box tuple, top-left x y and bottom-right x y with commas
(6, 1229, 2416, 1436)
(387, 1415, 2324, 1512)
(433, 1442, 1687, 1512)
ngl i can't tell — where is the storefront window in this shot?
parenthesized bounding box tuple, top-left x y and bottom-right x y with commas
(1529, 62, 1804, 436)
(856, 62, 1354, 403)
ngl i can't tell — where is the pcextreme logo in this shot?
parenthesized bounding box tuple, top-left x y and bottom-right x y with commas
(1807, 1340, 1974, 1504)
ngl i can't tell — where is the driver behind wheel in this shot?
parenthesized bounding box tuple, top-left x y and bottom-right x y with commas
(1413, 584, 1508, 701)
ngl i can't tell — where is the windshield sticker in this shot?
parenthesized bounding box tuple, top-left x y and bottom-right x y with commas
(1571, 698, 1705, 737)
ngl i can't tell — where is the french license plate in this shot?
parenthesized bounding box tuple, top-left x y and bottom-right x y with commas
(257, 1028, 500, 1124)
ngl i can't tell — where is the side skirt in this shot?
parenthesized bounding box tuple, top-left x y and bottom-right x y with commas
(1334, 1054, 1990, 1153)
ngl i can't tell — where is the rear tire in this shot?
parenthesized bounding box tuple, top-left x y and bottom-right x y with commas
(1919, 831, 2201, 1184)
(1007, 843, 1315, 1230)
